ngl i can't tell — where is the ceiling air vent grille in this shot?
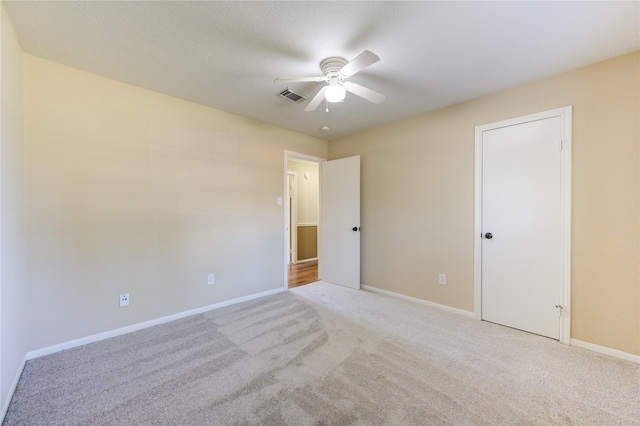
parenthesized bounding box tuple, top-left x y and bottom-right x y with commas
(278, 87, 308, 103)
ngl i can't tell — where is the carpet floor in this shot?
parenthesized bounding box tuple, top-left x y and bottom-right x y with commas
(4, 281, 639, 425)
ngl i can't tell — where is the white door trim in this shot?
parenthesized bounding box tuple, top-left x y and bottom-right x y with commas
(474, 106, 572, 344)
(284, 151, 325, 289)
(287, 171, 297, 265)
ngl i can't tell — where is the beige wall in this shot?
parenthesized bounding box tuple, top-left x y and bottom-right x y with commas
(287, 160, 319, 224)
(23, 55, 327, 351)
(0, 4, 26, 413)
(329, 52, 640, 356)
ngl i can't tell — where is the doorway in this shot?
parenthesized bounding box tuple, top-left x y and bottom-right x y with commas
(474, 106, 572, 343)
(284, 152, 362, 290)
(285, 152, 323, 288)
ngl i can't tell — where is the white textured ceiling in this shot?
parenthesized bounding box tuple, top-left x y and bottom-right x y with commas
(4, 1, 639, 140)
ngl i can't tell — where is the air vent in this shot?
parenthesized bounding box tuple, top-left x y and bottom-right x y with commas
(278, 87, 308, 103)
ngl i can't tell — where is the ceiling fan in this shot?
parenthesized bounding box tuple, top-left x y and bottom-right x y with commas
(274, 50, 385, 112)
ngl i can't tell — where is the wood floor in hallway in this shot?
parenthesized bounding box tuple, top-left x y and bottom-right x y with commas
(288, 260, 318, 288)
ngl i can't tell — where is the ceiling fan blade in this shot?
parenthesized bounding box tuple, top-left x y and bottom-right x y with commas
(339, 50, 380, 77)
(304, 86, 327, 112)
(274, 76, 325, 83)
(343, 81, 385, 104)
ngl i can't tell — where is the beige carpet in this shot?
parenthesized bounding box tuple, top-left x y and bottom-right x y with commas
(4, 281, 639, 425)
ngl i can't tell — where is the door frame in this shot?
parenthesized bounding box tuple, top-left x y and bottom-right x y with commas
(286, 171, 297, 265)
(284, 150, 325, 289)
(474, 106, 572, 344)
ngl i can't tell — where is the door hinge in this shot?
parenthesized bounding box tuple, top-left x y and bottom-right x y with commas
(555, 304, 564, 317)
(559, 140, 563, 151)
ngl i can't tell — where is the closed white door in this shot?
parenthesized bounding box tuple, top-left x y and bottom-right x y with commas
(481, 117, 562, 339)
(320, 156, 360, 289)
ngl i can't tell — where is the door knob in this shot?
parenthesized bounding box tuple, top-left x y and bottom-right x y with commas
(484, 232, 493, 239)
(352, 227, 360, 232)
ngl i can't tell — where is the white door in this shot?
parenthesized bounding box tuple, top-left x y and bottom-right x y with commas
(481, 117, 563, 339)
(320, 156, 360, 289)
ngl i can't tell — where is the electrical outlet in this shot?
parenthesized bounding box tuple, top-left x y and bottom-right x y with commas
(207, 273, 215, 285)
(119, 293, 129, 307)
(438, 274, 447, 285)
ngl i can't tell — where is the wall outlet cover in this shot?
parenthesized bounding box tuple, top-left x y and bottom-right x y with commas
(438, 274, 447, 285)
(119, 293, 129, 307)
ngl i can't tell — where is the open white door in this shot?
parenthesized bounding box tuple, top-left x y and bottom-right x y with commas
(320, 156, 360, 289)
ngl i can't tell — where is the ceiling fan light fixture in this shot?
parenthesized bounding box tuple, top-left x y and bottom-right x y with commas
(324, 83, 346, 103)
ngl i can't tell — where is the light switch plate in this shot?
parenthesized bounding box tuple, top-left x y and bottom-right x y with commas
(438, 274, 446, 285)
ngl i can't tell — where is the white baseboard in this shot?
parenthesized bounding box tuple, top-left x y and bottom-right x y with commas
(361, 285, 475, 318)
(296, 257, 318, 264)
(571, 339, 640, 364)
(26, 287, 284, 360)
(1, 355, 26, 423)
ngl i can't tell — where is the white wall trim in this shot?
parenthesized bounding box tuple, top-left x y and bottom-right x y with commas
(571, 339, 640, 364)
(1, 356, 26, 422)
(26, 288, 284, 360)
(474, 106, 572, 344)
(287, 171, 298, 265)
(296, 257, 318, 264)
(362, 285, 475, 318)
(297, 222, 318, 227)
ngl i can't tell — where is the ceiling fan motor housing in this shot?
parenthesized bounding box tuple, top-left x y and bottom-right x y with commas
(320, 57, 348, 81)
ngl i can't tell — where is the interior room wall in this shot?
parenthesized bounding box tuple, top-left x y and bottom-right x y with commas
(287, 160, 319, 261)
(23, 55, 327, 352)
(287, 161, 319, 225)
(0, 3, 26, 414)
(329, 52, 640, 356)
